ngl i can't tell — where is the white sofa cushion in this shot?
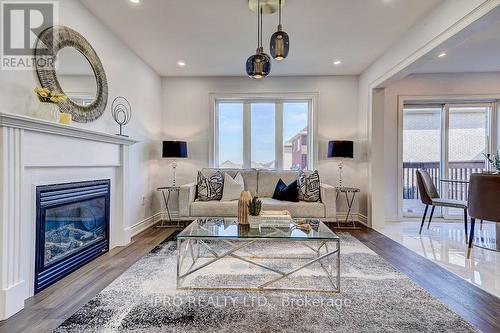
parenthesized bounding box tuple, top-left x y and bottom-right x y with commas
(201, 168, 258, 196)
(191, 200, 238, 217)
(257, 170, 299, 197)
(259, 198, 325, 218)
(221, 172, 244, 201)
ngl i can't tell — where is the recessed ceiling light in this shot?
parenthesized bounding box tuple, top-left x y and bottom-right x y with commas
(177, 61, 186, 67)
(333, 60, 342, 65)
(438, 52, 447, 58)
(129, 0, 140, 3)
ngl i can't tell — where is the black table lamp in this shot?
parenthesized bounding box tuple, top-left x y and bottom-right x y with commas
(162, 141, 188, 186)
(328, 140, 354, 187)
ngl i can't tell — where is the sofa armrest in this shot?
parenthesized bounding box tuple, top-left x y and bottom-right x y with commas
(179, 182, 197, 217)
(320, 183, 337, 219)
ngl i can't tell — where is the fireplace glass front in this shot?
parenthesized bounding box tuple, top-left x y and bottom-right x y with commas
(35, 180, 110, 293)
(44, 197, 107, 266)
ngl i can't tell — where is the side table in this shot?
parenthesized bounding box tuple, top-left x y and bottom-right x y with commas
(335, 187, 360, 229)
(157, 186, 181, 228)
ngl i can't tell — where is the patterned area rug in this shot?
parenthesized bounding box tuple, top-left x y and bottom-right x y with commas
(54, 233, 478, 333)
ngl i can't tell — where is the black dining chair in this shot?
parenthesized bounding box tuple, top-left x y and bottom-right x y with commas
(416, 169, 468, 237)
(466, 173, 500, 259)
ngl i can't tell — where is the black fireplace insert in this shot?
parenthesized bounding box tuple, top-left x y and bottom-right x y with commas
(35, 180, 110, 293)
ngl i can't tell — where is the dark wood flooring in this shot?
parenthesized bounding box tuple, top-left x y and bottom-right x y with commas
(1, 225, 499, 333)
(0, 225, 178, 333)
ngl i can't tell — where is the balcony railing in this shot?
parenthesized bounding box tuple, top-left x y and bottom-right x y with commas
(403, 161, 485, 201)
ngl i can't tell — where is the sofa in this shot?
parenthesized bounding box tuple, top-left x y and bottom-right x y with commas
(179, 168, 336, 220)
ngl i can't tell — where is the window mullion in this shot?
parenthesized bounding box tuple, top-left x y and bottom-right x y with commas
(213, 101, 219, 167)
(308, 100, 314, 170)
(488, 102, 497, 156)
(275, 102, 283, 169)
(441, 104, 449, 211)
(243, 101, 251, 168)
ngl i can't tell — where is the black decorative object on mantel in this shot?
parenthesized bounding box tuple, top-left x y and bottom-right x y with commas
(111, 96, 132, 137)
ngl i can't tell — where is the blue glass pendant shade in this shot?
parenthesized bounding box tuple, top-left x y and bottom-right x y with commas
(270, 28, 289, 60)
(246, 49, 271, 79)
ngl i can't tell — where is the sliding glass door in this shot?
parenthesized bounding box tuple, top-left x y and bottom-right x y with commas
(402, 102, 494, 218)
(443, 104, 491, 217)
(402, 106, 442, 215)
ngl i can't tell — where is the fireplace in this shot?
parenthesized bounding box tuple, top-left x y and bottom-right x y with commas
(35, 180, 110, 293)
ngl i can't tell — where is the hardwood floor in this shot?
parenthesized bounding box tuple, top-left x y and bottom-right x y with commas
(0, 225, 179, 333)
(1, 225, 499, 333)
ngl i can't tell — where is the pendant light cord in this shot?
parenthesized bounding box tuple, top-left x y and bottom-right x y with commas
(256, 0, 260, 48)
(279, 0, 282, 26)
(260, 6, 263, 48)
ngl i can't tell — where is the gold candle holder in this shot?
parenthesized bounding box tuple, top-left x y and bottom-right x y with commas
(59, 112, 72, 125)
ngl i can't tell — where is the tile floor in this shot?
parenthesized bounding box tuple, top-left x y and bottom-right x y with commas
(379, 220, 500, 298)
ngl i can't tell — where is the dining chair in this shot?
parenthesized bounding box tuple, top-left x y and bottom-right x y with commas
(466, 173, 500, 259)
(416, 169, 468, 237)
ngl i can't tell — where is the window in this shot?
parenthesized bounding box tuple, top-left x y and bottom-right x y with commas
(283, 102, 309, 170)
(213, 96, 314, 170)
(401, 102, 493, 217)
(218, 103, 244, 168)
(251, 103, 276, 168)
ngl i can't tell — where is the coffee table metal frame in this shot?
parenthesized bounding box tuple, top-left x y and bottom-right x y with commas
(176, 221, 340, 293)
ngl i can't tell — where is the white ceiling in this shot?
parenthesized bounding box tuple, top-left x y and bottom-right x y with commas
(410, 6, 500, 74)
(79, 0, 443, 77)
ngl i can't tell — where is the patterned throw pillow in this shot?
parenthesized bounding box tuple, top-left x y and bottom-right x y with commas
(197, 171, 224, 201)
(297, 170, 321, 202)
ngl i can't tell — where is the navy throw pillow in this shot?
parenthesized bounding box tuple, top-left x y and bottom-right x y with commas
(272, 179, 299, 202)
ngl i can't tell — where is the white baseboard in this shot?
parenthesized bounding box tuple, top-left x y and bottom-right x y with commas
(124, 210, 185, 237)
(125, 211, 164, 237)
(335, 212, 368, 226)
(0, 280, 25, 320)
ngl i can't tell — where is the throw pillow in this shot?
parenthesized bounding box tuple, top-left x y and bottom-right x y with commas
(272, 178, 299, 202)
(197, 171, 224, 201)
(221, 172, 245, 201)
(298, 170, 321, 202)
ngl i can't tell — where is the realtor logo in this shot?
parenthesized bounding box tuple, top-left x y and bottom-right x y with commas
(1, 1, 58, 70)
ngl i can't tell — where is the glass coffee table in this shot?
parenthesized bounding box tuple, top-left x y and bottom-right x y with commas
(176, 218, 340, 293)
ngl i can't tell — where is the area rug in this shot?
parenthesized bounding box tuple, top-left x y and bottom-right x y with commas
(54, 233, 478, 333)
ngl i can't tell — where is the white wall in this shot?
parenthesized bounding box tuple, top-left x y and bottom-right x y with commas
(358, 0, 496, 229)
(160, 75, 363, 218)
(0, 0, 163, 228)
(384, 72, 500, 220)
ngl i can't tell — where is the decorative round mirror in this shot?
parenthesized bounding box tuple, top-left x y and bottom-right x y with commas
(56, 47, 98, 107)
(35, 26, 108, 123)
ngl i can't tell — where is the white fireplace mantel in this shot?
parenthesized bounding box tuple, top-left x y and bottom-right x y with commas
(0, 112, 138, 146)
(0, 112, 138, 320)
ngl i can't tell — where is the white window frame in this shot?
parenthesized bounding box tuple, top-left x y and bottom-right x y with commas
(209, 93, 319, 170)
(397, 94, 499, 219)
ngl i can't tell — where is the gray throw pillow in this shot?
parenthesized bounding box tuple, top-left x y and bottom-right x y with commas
(298, 170, 321, 202)
(197, 171, 224, 201)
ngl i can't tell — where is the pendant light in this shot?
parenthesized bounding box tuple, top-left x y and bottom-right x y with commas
(246, 0, 271, 79)
(270, 0, 289, 60)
